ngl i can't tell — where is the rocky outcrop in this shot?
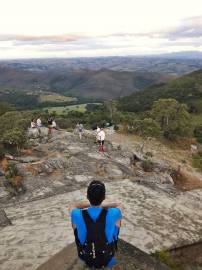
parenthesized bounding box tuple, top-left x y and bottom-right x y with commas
(0, 130, 202, 270)
(0, 209, 11, 227)
(28, 127, 49, 138)
(36, 239, 171, 270)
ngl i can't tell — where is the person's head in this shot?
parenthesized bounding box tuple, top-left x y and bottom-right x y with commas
(87, 180, 106, 206)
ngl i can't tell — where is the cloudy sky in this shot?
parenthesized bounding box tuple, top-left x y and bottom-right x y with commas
(0, 0, 202, 59)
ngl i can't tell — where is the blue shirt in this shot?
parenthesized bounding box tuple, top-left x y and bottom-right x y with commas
(71, 207, 122, 268)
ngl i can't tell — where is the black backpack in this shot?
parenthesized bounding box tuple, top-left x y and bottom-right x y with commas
(74, 208, 118, 269)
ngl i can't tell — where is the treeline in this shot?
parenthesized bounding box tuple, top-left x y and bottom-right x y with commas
(118, 69, 202, 113)
(0, 90, 100, 110)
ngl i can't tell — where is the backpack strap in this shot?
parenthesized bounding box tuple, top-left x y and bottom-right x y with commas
(82, 208, 107, 243)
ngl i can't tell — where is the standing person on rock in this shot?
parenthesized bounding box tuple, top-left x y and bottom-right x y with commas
(98, 127, 105, 152)
(48, 115, 53, 135)
(70, 180, 122, 269)
(76, 123, 84, 140)
(95, 125, 101, 143)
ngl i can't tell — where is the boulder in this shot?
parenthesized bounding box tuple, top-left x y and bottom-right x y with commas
(28, 127, 49, 138)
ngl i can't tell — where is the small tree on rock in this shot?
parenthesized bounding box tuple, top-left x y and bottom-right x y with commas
(1, 129, 26, 153)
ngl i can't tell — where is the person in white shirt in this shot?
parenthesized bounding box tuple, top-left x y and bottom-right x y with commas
(52, 119, 59, 130)
(98, 128, 105, 152)
(96, 126, 101, 142)
(75, 123, 84, 139)
(36, 117, 42, 127)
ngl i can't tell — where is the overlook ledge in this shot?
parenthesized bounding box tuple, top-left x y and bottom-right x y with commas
(36, 239, 171, 270)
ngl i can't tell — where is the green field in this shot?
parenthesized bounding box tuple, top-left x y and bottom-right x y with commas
(39, 94, 77, 103)
(43, 104, 88, 114)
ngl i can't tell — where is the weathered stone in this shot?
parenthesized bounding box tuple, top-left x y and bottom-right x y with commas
(0, 187, 8, 200)
(74, 175, 93, 183)
(28, 128, 40, 138)
(105, 164, 123, 177)
(0, 209, 11, 227)
(36, 240, 171, 270)
(0, 130, 201, 270)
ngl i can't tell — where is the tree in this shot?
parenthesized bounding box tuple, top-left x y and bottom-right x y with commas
(1, 129, 26, 152)
(194, 125, 202, 143)
(0, 102, 12, 116)
(133, 118, 162, 138)
(104, 100, 118, 122)
(151, 99, 192, 140)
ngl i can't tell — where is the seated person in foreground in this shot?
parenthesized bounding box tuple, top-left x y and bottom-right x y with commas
(70, 180, 122, 269)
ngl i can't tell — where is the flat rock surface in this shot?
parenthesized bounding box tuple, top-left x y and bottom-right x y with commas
(36, 239, 171, 270)
(0, 130, 202, 270)
(0, 180, 202, 270)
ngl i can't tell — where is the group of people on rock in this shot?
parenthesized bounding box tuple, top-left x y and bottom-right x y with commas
(31, 117, 106, 152)
(30, 116, 58, 135)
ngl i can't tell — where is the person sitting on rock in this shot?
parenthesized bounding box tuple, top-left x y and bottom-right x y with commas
(70, 180, 122, 269)
(31, 119, 36, 128)
(36, 116, 42, 128)
(36, 116, 42, 134)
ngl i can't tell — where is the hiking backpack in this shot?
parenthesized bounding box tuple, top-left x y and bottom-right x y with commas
(74, 208, 118, 269)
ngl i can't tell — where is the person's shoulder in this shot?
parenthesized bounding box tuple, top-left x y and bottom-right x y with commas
(107, 208, 122, 219)
(71, 208, 82, 218)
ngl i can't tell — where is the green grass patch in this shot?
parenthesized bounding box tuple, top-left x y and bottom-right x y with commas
(153, 250, 184, 270)
(43, 104, 87, 114)
(43, 103, 102, 114)
(192, 151, 202, 171)
(39, 94, 77, 103)
(191, 113, 202, 126)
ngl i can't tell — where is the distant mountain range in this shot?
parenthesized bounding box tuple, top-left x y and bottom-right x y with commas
(1, 51, 202, 76)
(0, 64, 171, 103)
(1, 53, 202, 108)
(118, 69, 202, 113)
(150, 51, 202, 59)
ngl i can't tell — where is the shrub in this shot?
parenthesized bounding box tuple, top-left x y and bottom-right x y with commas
(194, 125, 202, 143)
(1, 129, 26, 152)
(0, 144, 6, 159)
(133, 118, 162, 138)
(153, 250, 183, 270)
(4, 162, 25, 195)
(192, 151, 202, 171)
(141, 159, 153, 172)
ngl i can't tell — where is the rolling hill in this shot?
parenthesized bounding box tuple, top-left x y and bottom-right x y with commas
(0, 65, 171, 106)
(118, 69, 202, 113)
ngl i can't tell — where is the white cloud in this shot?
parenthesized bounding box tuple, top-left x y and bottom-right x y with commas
(0, 0, 202, 58)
